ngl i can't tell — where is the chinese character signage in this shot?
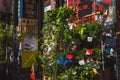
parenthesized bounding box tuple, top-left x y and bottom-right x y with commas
(17, 0, 39, 68)
(93, 0, 116, 26)
(67, 0, 93, 18)
(18, 0, 37, 19)
(19, 19, 38, 68)
(77, 0, 93, 17)
(67, 0, 116, 25)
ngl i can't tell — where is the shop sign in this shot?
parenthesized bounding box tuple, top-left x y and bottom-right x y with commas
(18, 0, 37, 19)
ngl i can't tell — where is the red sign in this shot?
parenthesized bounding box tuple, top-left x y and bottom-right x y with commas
(67, 0, 93, 18)
(102, 0, 112, 5)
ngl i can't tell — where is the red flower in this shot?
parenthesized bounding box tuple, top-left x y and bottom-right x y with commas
(86, 49, 93, 55)
(66, 54, 73, 60)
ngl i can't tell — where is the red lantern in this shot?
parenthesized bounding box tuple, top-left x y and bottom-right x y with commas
(30, 73, 35, 80)
(86, 49, 93, 55)
(66, 54, 73, 60)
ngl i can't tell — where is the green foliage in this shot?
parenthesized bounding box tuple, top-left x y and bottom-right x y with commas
(0, 21, 13, 65)
(39, 6, 104, 80)
(57, 66, 95, 80)
(44, 5, 75, 24)
(0, 22, 4, 39)
(74, 22, 104, 40)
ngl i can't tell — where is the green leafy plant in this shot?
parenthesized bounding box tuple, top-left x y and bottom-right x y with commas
(0, 21, 14, 71)
(74, 22, 104, 40)
(39, 5, 104, 80)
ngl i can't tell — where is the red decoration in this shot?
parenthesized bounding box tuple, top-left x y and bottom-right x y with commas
(83, 4, 88, 9)
(106, 0, 112, 5)
(67, 2, 71, 7)
(30, 73, 35, 80)
(86, 49, 93, 55)
(92, 4, 97, 9)
(78, 7, 82, 12)
(78, 0, 81, 4)
(73, 3, 77, 8)
(98, 6, 104, 11)
(66, 54, 73, 60)
(102, 0, 112, 5)
(91, 15, 94, 21)
(67, 0, 74, 7)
